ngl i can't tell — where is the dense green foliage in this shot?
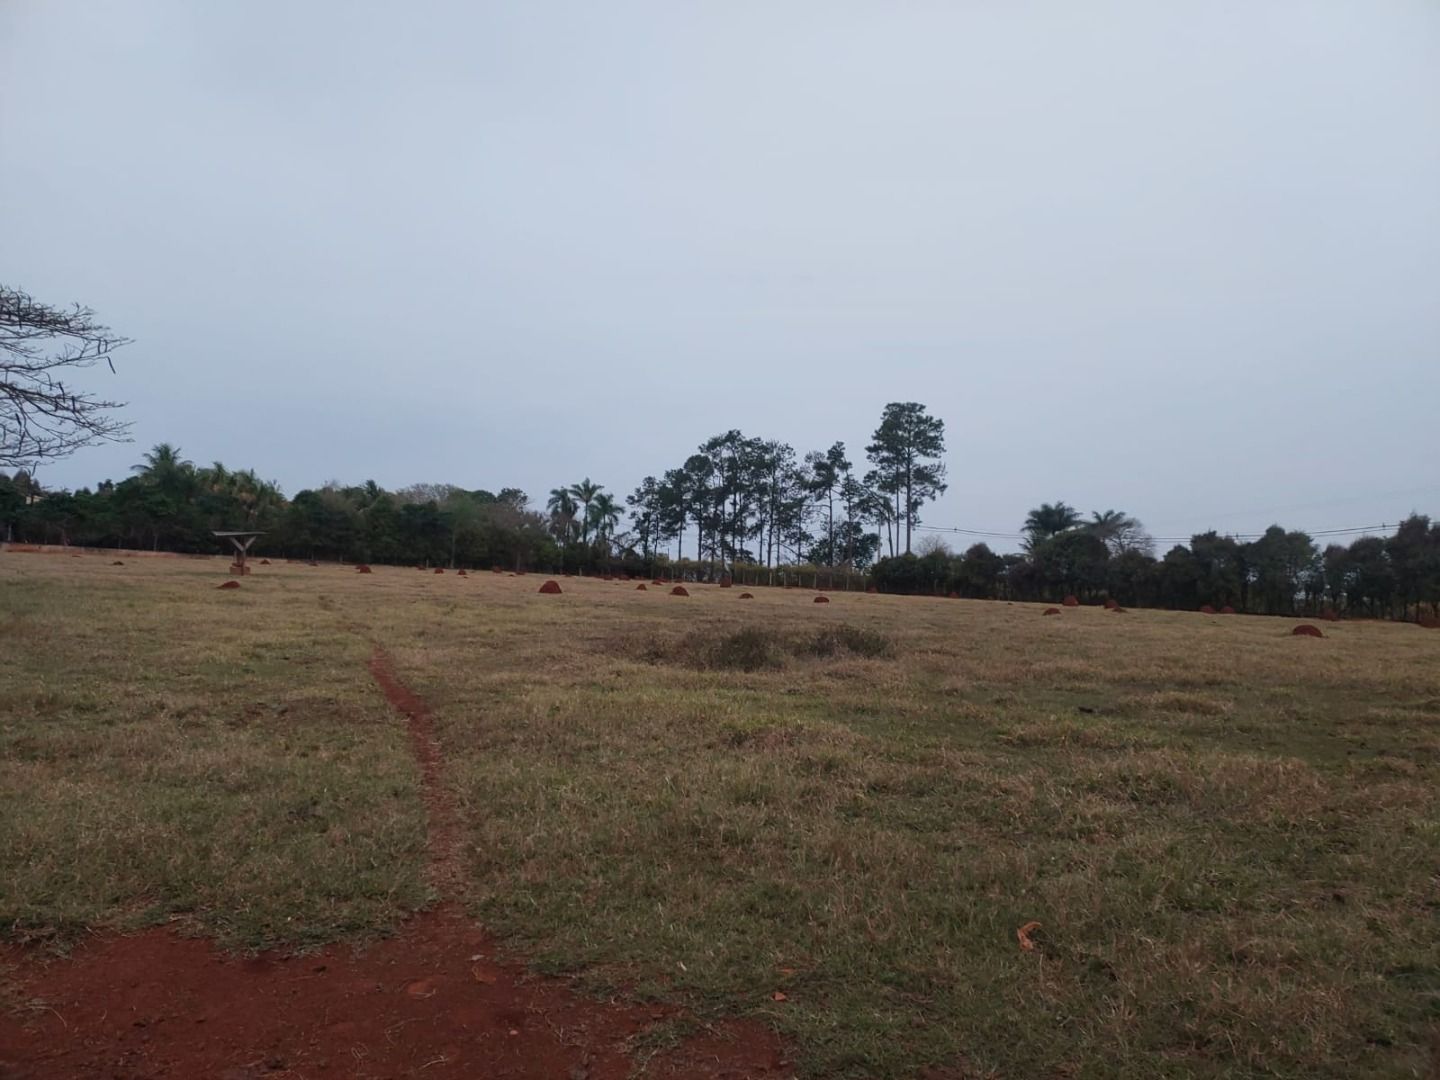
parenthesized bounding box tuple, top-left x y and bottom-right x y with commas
(870, 517, 1440, 621)
(4, 397, 1436, 621)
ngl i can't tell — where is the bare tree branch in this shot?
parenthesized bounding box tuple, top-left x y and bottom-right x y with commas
(1, 284, 133, 468)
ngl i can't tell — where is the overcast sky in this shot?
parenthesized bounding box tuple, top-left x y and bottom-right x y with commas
(4, 1, 1437, 550)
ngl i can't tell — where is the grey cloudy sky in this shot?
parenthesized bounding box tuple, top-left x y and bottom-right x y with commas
(4, 1, 1437, 550)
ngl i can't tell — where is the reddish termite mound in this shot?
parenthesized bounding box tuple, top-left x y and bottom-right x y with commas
(1043, 607, 1061, 616)
(1221, 605, 1236, 614)
(1321, 608, 1340, 622)
(356, 564, 372, 574)
(1199, 604, 1216, 614)
(1062, 595, 1079, 607)
(636, 583, 647, 591)
(670, 585, 690, 597)
(259, 558, 271, 565)
(306, 560, 319, 567)
(537, 580, 562, 595)
(739, 592, 755, 599)
(216, 580, 241, 590)
(1104, 597, 1120, 610)
(1418, 616, 1439, 629)
(720, 574, 733, 588)
(111, 560, 124, 566)
(457, 569, 467, 576)
(434, 567, 445, 575)
(866, 586, 878, 594)
(1292, 624, 1324, 638)
(814, 595, 830, 604)
(651, 579, 665, 586)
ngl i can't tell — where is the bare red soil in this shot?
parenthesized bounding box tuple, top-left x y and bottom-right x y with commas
(537, 580, 562, 595)
(1043, 607, 1060, 616)
(216, 580, 241, 591)
(0, 906, 785, 1080)
(1292, 624, 1324, 638)
(670, 585, 690, 597)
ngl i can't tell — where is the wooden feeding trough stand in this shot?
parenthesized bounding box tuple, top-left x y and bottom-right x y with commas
(214, 530, 264, 576)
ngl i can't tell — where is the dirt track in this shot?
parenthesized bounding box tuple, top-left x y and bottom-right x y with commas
(0, 645, 788, 1079)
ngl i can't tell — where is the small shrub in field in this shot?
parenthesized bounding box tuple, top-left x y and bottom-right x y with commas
(651, 624, 894, 671)
(800, 625, 893, 659)
(711, 627, 785, 671)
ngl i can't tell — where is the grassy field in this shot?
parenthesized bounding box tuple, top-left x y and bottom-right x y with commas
(3, 555, 1439, 1077)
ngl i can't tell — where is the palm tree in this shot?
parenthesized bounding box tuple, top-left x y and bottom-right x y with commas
(546, 487, 579, 543)
(588, 491, 622, 553)
(1087, 509, 1147, 556)
(569, 478, 602, 544)
(132, 443, 192, 489)
(1022, 501, 1082, 550)
(200, 460, 230, 495)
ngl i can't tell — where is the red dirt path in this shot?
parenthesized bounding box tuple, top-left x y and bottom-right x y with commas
(0, 646, 788, 1080)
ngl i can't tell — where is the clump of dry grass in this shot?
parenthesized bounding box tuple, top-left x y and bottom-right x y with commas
(638, 623, 894, 672)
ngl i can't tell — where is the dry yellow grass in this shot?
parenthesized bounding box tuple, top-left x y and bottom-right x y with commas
(3, 554, 1438, 1077)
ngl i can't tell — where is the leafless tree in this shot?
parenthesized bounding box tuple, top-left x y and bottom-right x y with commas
(1, 285, 132, 468)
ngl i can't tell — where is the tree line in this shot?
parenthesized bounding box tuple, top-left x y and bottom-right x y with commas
(4, 431, 1437, 625)
(870, 500, 1440, 623)
(0, 402, 951, 577)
